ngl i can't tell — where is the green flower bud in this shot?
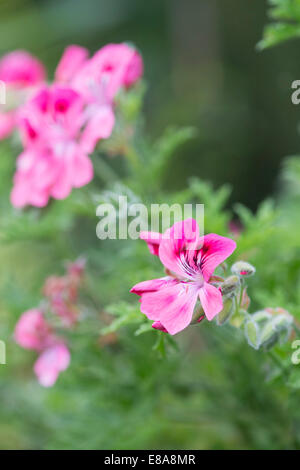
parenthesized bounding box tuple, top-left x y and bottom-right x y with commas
(246, 310, 293, 350)
(231, 261, 256, 278)
(245, 319, 260, 350)
(252, 310, 272, 326)
(217, 297, 235, 326)
(272, 313, 293, 330)
(220, 275, 240, 297)
(272, 314, 293, 345)
(259, 322, 278, 350)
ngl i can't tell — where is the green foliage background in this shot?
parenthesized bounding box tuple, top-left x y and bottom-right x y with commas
(0, 0, 300, 450)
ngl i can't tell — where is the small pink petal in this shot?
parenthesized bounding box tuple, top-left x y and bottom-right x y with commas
(131, 277, 177, 296)
(34, 343, 70, 387)
(140, 231, 162, 256)
(80, 105, 115, 153)
(55, 45, 89, 83)
(152, 321, 168, 333)
(71, 152, 94, 188)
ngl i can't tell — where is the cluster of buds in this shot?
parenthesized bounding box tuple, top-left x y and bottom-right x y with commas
(244, 308, 293, 351)
(214, 261, 294, 351)
(14, 258, 85, 386)
(206, 261, 254, 327)
(43, 257, 85, 327)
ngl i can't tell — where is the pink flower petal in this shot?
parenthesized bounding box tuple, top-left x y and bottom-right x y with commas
(34, 343, 70, 387)
(80, 105, 115, 153)
(198, 234, 236, 281)
(14, 309, 53, 351)
(131, 277, 177, 296)
(55, 45, 89, 83)
(199, 282, 223, 321)
(50, 162, 73, 200)
(140, 231, 162, 256)
(71, 152, 94, 188)
(139, 282, 198, 335)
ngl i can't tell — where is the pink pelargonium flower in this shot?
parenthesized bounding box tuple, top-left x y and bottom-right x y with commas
(34, 343, 70, 387)
(0, 50, 46, 140)
(69, 43, 143, 153)
(0, 50, 46, 88)
(14, 309, 54, 351)
(131, 219, 236, 335)
(11, 85, 93, 208)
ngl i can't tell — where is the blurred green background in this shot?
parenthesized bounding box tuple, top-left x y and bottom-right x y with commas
(1, 0, 300, 451)
(1, 0, 300, 209)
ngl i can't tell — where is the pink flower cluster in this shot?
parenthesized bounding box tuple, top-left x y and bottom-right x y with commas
(131, 219, 236, 335)
(14, 258, 85, 386)
(0, 44, 143, 207)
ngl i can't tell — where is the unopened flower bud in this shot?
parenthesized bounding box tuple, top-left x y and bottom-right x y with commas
(259, 322, 278, 350)
(272, 314, 293, 345)
(252, 310, 272, 326)
(231, 261, 256, 277)
(220, 275, 240, 297)
(246, 309, 293, 350)
(245, 319, 260, 350)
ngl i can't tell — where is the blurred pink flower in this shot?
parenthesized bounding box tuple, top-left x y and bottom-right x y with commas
(34, 343, 70, 387)
(0, 50, 46, 140)
(11, 85, 93, 207)
(131, 219, 236, 335)
(14, 309, 54, 351)
(0, 50, 46, 87)
(14, 259, 85, 386)
(71, 43, 143, 152)
(8, 43, 143, 207)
